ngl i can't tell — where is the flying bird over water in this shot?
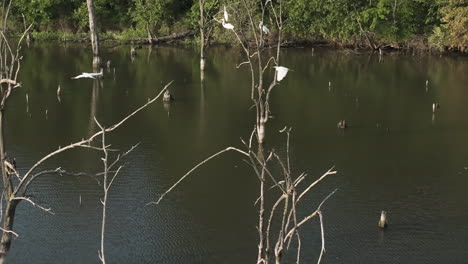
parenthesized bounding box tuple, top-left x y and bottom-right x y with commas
(274, 66, 290, 82)
(71, 68, 103, 79)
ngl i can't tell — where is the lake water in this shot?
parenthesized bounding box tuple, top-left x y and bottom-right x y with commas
(3, 43, 468, 263)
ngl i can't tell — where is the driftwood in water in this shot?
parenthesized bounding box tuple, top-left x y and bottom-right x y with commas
(134, 31, 195, 45)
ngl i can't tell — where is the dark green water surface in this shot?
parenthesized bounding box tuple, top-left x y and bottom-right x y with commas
(4, 43, 468, 263)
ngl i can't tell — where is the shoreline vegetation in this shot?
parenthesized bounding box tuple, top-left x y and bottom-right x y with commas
(20, 31, 466, 55)
(6, 0, 467, 53)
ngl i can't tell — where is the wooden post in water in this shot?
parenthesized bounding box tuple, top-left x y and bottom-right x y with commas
(378, 210, 387, 228)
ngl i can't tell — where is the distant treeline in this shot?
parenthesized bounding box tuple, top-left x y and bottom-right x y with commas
(7, 0, 468, 51)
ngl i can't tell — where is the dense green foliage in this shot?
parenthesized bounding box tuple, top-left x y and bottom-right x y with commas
(8, 0, 468, 51)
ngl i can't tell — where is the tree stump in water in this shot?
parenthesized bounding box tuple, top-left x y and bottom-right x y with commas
(337, 120, 347, 129)
(163, 90, 174, 102)
(378, 210, 387, 228)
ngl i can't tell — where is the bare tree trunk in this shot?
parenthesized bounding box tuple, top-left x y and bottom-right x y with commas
(86, 0, 101, 68)
(146, 23, 153, 44)
(0, 200, 18, 263)
(0, 109, 16, 264)
(257, 120, 266, 144)
(0, 110, 11, 199)
(199, 0, 206, 71)
(256, 144, 266, 263)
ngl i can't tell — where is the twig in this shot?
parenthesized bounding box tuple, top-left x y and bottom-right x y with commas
(12, 197, 54, 215)
(0, 227, 17, 238)
(236, 61, 250, 68)
(150, 147, 249, 205)
(317, 211, 325, 264)
(284, 188, 338, 241)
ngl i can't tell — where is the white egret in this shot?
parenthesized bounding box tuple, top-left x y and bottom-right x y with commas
(221, 19, 234, 30)
(72, 68, 103, 79)
(224, 6, 229, 22)
(259, 21, 269, 34)
(273, 66, 290, 82)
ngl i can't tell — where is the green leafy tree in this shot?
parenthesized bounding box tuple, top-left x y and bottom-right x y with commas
(440, 0, 468, 51)
(129, 0, 171, 37)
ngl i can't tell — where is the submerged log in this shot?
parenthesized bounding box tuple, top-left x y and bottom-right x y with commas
(134, 31, 195, 45)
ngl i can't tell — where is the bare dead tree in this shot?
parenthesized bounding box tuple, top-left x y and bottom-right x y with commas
(199, 0, 220, 72)
(95, 119, 140, 264)
(200, 0, 206, 71)
(0, 59, 172, 263)
(87, 0, 101, 68)
(217, 0, 286, 144)
(152, 127, 337, 263)
(0, 2, 33, 260)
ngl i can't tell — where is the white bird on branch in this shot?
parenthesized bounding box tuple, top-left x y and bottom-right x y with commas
(221, 18, 234, 30)
(71, 68, 103, 79)
(224, 6, 229, 22)
(259, 21, 269, 34)
(274, 66, 291, 82)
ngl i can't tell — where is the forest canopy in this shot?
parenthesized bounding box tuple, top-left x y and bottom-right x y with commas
(7, 0, 468, 51)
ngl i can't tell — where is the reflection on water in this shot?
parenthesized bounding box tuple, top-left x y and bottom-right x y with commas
(3, 43, 468, 263)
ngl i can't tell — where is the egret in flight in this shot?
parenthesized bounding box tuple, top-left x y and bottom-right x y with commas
(259, 21, 269, 34)
(71, 68, 103, 79)
(224, 6, 229, 22)
(273, 66, 290, 82)
(221, 19, 234, 30)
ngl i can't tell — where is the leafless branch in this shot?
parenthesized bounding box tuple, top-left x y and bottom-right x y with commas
(14, 81, 172, 197)
(317, 211, 326, 264)
(296, 168, 336, 204)
(0, 228, 17, 239)
(236, 61, 250, 68)
(284, 188, 338, 241)
(12, 197, 54, 215)
(150, 147, 249, 205)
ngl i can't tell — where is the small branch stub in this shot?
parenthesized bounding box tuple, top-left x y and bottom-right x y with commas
(432, 103, 440, 113)
(378, 210, 387, 228)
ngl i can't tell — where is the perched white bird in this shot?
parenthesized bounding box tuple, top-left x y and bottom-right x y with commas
(224, 6, 229, 22)
(71, 68, 103, 79)
(259, 21, 269, 34)
(274, 66, 290, 82)
(221, 19, 234, 30)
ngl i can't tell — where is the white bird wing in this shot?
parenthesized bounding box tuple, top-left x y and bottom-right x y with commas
(224, 6, 229, 22)
(275, 66, 289, 81)
(223, 23, 234, 30)
(72, 72, 96, 79)
(88, 72, 102, 77)
(263, 25, 270, 34)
